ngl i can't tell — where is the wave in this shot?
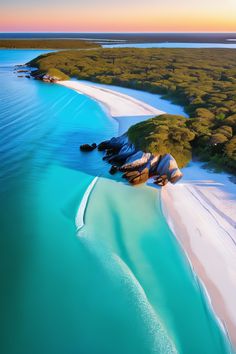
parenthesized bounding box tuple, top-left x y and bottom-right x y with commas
(196, 276, 232, 351)
(77, 234, 178, 354)
(75, 176, 99, 233)
(113, 253, 178, 354)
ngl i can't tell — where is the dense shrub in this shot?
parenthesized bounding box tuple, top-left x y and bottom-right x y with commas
(29, 48, 236, 173)
(0, 39, 100, 49)
(128, 115, 195, 168)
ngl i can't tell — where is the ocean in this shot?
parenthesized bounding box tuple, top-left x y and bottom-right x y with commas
(0, 49, 232, 354)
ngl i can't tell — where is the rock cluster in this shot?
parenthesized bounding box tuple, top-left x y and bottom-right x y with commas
(81, 134, 183, 186)
(80, 143, 97, 152)
(17, 69, 30, 73)
(14, 66, 31, 79)
(16, 66, 60, 83)
(33, 73, 59, 83)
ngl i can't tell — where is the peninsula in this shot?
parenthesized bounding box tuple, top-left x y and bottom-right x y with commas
(28, 47, 236, 174)
(64, 80, 236, 345)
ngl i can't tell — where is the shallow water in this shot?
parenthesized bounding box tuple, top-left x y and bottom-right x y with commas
(104, 42, 236, 49)
(0, 49, 233, 354)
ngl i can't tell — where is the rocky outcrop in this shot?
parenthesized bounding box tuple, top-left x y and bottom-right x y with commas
(17, 69, 30, 73)
(81, 134, 183, 186)
(80, 143, 97, 152)
(32, 73, 59, 83)
(14, 66, 51, 81)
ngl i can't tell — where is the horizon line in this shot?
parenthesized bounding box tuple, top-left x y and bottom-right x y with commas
(1, 31, 236, 34)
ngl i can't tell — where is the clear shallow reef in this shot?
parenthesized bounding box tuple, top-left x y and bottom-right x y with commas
(0, 50, 233, 354)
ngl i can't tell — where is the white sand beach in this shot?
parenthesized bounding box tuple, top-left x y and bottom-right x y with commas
(59, 80, 164, 117)
(162, 164, 236, 345)
(59, 80, 236, 346)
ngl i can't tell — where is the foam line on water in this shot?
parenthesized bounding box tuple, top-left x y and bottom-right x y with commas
(78, 236, 178, 354)
(112, 253, 178, 354)
(196, 277, 232, 350)
(75, 176, 99, 233)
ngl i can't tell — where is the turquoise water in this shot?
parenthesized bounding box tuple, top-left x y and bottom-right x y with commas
(0, 50, 233, 354)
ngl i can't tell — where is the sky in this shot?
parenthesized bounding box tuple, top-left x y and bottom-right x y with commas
(0, 0, 236, 32)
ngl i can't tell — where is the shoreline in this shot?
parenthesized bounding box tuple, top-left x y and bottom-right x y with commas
(58, 80, 164, 117)
(161, 164, 236, 348)
(59, 80, 236, 348)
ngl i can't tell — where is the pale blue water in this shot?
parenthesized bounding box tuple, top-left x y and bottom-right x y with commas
(104, 42, 236, 49)
(0, 49, 233, 354)
(0, 49, 54, 66)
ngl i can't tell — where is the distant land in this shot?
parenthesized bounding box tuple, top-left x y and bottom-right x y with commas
(0, 39, 100, 49)
(0, 32, 236, 44)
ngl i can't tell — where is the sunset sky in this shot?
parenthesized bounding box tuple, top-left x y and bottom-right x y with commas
(1, 0, 236, 32)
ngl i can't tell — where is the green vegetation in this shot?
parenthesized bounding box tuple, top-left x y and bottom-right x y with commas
(128, 115, 195, 168)
(29, 47, 236, 172)
(45, 68, 69, 80)
(0, 39, 100, 49)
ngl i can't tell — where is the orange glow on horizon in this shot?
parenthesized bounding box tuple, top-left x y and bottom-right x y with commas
(1, 1, 236, 33)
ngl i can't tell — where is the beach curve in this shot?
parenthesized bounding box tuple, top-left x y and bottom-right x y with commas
(161, 167, 236, 348)
(58, 80, 164, 118)
(59, 79, 236, 349)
